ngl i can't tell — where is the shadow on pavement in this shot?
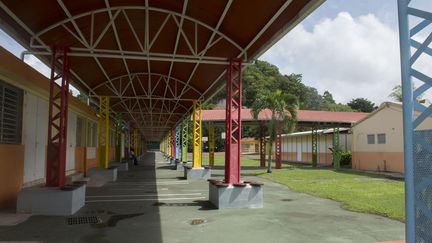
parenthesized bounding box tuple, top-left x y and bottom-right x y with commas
(0, 152, 164, 243)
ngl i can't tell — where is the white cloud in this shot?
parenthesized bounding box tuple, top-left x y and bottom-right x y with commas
(261, 12, 403, 105)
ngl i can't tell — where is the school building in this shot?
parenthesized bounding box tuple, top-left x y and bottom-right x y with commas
(352, 102, 432, 174)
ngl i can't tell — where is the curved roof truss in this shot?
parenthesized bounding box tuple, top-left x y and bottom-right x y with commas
(0, 0, 325, 140)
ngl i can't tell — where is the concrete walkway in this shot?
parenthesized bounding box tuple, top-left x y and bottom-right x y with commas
(0, 152, 405, 243)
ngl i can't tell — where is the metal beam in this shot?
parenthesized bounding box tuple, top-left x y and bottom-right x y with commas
(332, 127, 340, 169)
(259, 121, 266, 167)
(209, 123, 215, 167)
(175, 123, 181, 161)
(30, 6, 245, 55)
(170, 127, 175, 159)
(398, 1, 432, 242)
(192, 99, 202, 168)
(99, 96, 110, 168)
(22, 50, 237, 65)
(182, 119, 189, 162)
(275, 123, 282, 169)
(45, 46, 70, 187)
(224, 59, 242, 184)
(90, 72, 203, 96)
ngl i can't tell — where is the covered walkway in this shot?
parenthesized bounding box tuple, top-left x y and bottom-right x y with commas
(0, 152, 404, 243)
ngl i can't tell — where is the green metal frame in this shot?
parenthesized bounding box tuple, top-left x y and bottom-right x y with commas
(332, 127, 341, 169)
(99, 96, 109, 168)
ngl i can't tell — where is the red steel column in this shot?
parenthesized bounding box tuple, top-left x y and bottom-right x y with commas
(275, 123, 282, 169)
(170, 127, 175, 158)
(225, 58, 242, 184)
(259, 121, 266, 167)
(46, 46, 70, 187)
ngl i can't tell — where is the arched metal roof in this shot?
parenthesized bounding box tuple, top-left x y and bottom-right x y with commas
(0, 0, 324, 141)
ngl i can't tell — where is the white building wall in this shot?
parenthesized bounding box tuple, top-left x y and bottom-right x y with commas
(22, 92, 81, 185)
(22, 93, 48, 185)
(301, 136, 307, 153)
(66, 111, 77, 172)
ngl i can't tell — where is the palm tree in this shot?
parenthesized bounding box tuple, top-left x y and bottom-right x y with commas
(251, 89, 298, 173)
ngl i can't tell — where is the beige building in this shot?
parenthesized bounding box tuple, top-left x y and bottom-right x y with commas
(279, 128, 351, 166)
(352, 102, 432, 174)
(241, 138, 259, 153)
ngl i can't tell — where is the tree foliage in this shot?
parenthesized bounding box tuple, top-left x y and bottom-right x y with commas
(251, 89, 298, 173)
(209, 60, 354, 112)
(389, 85, 403, 102)
(347, 98, 376, 112)
(389, 84, 426, 104)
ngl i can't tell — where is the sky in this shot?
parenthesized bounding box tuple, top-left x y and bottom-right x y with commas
(0, 28, 80, 95)
(0, 0, 430, 104)
(261, 0, 431, 105)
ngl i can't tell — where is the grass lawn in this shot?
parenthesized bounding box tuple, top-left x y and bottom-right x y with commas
(188, 152, 259, 167)
(198, 153, 405, 221)
(260, 169, 405, 221)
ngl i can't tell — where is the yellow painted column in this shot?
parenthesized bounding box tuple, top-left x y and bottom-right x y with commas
(209, 124, 215, 166)
(99, 96, 109, 168)
(192, 99, 202, 168)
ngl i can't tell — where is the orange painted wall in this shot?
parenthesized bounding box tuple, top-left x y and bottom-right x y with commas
(280, 152, 295, 161)
(74, 147, 85, 174)
(318, 153, 332, 165)
(77, 147, 116, 174)
(0, 144, 24, 208)
(352, 151, 404, 173)
(109, 147, 115, 163)
(302, 152, 312, 163)
(86, 147, 99, 170)
(280, 152, 332, 165)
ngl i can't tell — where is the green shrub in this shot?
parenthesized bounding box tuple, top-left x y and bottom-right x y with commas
(340, 151, 352, 166)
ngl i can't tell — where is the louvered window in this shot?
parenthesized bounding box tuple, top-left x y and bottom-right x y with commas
(0, 80, 23, 144)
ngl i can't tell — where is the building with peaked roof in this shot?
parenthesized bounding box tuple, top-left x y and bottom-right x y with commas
(352, 102, 432, 174)
(278, 128, 351, 166)
(201, 108, 369, 127)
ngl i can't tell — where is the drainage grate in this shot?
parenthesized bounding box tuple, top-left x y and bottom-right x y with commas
(281, 199, 294, 202)
(67, 216, 102, 225)
(189, 218, 206, 225)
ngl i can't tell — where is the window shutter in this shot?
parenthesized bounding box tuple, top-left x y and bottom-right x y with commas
(0, 81, 23, 144)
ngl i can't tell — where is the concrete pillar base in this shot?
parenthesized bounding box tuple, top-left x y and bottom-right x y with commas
(176, 161, 192, 171)
(184, 167, 211, 180)
(87, 167, 118, 187)
(208, 180, 263, 209)
(16, 184, 86, 215)
(65, 172, 84, 185)
(111, 162, 128, 171)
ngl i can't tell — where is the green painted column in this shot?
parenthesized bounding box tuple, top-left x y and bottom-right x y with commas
(181, 119, 189, 162)
(332, 127, 341, 169)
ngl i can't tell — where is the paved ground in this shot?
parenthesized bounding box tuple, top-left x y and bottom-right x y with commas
(0, 152, 405, 243)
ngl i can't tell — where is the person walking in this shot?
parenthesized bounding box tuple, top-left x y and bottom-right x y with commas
(130, 149, 138, 165)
